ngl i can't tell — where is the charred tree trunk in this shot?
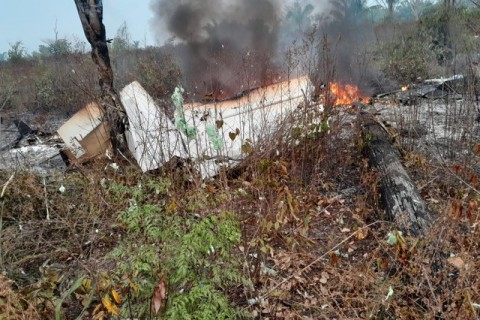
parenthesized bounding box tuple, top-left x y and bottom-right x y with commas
(73, 0, 128, 154)
(360, 107, 433, 236)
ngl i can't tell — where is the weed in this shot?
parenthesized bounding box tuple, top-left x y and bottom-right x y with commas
(103, 178, 250, 319)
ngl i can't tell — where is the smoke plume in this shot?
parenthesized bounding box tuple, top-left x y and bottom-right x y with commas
(317, 0, 393, 94)
(150, 0, 282, 98)
(150, 0, 390, 98)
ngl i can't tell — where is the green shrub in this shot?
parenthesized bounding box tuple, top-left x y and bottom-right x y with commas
(380, 28, 436, 83)
(7, 41, 27, 63)
(106, 177, 250, 319)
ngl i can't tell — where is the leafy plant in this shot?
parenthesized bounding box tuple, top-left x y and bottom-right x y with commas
(7, 41, 26, 63)
(380, 28, 436, 83)
(106, 178, 250, 319)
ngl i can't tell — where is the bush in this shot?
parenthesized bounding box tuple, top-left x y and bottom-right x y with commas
(112, 47, 182, 102)
(104, 177, 250, 319)
(380, 28, 437, 83)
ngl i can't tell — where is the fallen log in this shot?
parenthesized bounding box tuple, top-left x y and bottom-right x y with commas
(360, 106, 433, 236)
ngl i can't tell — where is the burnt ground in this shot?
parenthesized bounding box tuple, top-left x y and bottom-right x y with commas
(0, 112, 67, 174)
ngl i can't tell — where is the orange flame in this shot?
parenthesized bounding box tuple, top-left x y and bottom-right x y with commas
(401, 85, 409, 92)
(325, 82, 367, 106)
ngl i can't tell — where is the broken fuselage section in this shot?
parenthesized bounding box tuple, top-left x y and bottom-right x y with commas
(58, 76, 314, 177)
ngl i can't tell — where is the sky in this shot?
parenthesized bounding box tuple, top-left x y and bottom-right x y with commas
(0, 0, 385, 55)
(0, 0, 156, 54)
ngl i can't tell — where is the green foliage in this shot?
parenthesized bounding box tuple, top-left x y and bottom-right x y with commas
(381, 28, 436, 83)
(329, 0, 370, 21)
(32, 61, 89, 110)
(167, 284, 238, 320)
(396, 0, 434, 21)
(110, 22, 138, 55)
(34, 38, 73, 58)
(34, 68, 56, 108)
(7, 41, 26, 63)
(286, 1, 315, 31)
(134, 48, 182, 99)
(163, 213, 249, 319)
(107, 178, 250, 319)
(417, 3, 479, 62)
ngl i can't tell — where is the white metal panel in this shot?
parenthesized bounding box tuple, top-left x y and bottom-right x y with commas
(120, 81, 187, 172)
(57, 103, 103, 158)
(182, 76, 313, 177)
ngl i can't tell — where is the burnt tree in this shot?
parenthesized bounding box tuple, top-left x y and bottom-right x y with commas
(360, 107, 433, 236)
(73, 0, 128, 154)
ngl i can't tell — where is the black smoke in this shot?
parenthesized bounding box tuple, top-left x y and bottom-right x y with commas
(150, 0, 283, 98)
(317, 0, 395, 94)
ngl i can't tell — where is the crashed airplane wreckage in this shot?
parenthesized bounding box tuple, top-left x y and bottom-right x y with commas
(58, 76, 314, 177)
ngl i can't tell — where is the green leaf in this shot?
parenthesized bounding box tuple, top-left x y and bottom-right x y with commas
(387, 231, 397, 245)
(55, 275, 85, 320)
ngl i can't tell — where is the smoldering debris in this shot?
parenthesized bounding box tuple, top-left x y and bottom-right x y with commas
(376, 75, 465, 104)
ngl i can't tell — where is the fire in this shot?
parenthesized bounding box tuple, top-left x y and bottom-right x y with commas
(324, 82, 367, 106)
(401, 85, 409, 92)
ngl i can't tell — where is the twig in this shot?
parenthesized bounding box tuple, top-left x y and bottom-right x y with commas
(470, 0, 480, 8)
(422, 266, 440, 310)
(0, 200, 4, 269)
(0, 84, 15, 112)
(116, 148, 134, 166)
(43, 177, 50, 220)
(445, 166, 480, 197)
(1, 172, 15, 198)
(11, 252, 57, 268)
(260, 220, 387, 300)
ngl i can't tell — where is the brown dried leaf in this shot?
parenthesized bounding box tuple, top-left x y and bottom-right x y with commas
(321, 271, 329, 280)
(229, 131, 237, 141)
(129, 278, 138, 293)
(356, 228, 369, 240)
(92, 303, 103, 316)
(447, 256, 465, 270)
(320, 285, 328, 295)
(152, 279, 167, 315)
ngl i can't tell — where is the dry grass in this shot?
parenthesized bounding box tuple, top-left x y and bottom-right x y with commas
(2, 28, 480, 318)
(1, 98, 480, 319)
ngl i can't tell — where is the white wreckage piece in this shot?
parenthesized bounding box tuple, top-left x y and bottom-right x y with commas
(58, 76, 314, 177)
(57, 102, 110, 161)
(120, 81, 187, 171)
(181, 75, 313, 177)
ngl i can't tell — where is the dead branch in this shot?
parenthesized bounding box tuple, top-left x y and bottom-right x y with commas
(1, 172, 15, 199)
(360, 105, 433, 236)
